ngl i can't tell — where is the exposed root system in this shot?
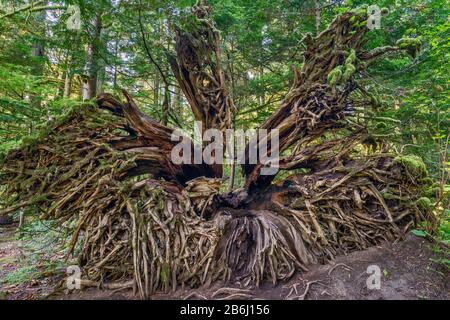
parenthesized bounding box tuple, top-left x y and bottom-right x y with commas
(0, 3, 435, 299)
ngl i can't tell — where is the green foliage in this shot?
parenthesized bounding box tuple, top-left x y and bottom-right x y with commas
(438, 210, 450, 243)
(3, 266, 40, 285)
(411, 229, 427, 238)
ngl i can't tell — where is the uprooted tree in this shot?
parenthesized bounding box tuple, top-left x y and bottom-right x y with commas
(0, 3, 435, 298)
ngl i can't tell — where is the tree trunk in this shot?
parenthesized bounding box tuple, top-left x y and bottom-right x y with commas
(30, 8, 46, 109)
(63, 71, 72, 98)
(161, 82, 170, 126)
(86, 14, 103, 99)
(315, 0, 321, 36)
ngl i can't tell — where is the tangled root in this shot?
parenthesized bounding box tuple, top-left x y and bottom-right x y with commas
(0, 96, 435, 299)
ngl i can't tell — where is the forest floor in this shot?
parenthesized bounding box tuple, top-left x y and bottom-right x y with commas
(0, 223, 448, 300)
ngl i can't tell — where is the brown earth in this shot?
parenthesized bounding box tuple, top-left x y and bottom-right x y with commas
(0, 224, 448, 300)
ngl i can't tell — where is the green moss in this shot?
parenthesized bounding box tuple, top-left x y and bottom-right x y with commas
(394, 155, 428, 178)
(419, 177, 434, 186)
(375, 122, 387, 129)
(327, 66, 343, 85)
(356, 20, 367, 28)
(369, 93, 382, 109)
(328, 50, 358, 84)
(416, 197, 432, 211)
(20, 135, 40, 148)
(350, 7, 368, 16)
(381, 190, 408, 201)
(396, 37, 421, 48)
(342, 63, 356, 82)
(382, 191, 396, 200)
(160, 263, 169, 284)
(346, 49, 356, 65)
(423, 186, 439, 198)
(396, 37, 422, 58)
(4, 266, 40, 285)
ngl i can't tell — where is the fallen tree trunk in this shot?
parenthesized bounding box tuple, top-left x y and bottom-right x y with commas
(0, 3, 435, 299)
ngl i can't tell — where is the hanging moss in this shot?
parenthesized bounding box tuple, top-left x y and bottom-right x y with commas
(394, 155, 428, 178)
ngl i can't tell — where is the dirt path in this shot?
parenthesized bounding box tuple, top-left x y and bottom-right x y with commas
(0, 224, 63, 299)
(1, 224, 448, 300)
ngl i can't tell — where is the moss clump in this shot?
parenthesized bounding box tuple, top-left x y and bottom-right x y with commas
(346, 49, 356, 65)
(416, 197, 432, 211)
(342, 63, 356, 82)
(356, 20, 367, 28)
(20, 135, 41, 149)
(327, 66, 343, 85)
(419, 177, 434, 186)
(328, 50, 358, 85)
(423, 186, 438, 198)
(396, 37, 422, 58)
(382, 191, 397, 200)
(394, 155, 428, 178)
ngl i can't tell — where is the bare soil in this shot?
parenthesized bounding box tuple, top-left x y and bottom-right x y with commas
(0, 224, 448, 300)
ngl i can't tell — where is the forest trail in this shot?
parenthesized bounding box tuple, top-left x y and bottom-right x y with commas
(0, 224, 63, 299)
(1, 224, 446, 300)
